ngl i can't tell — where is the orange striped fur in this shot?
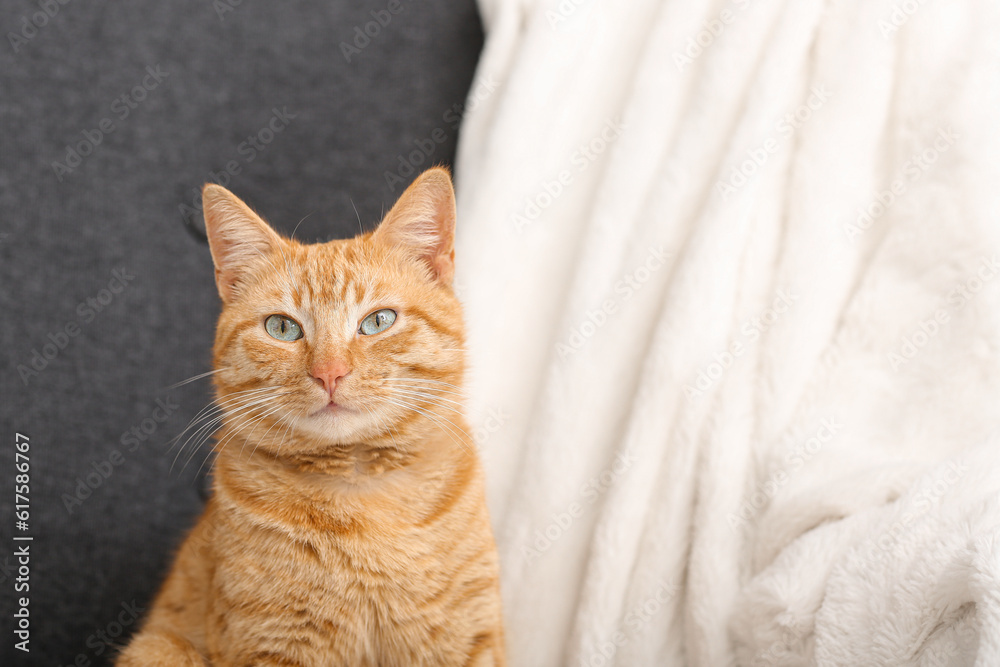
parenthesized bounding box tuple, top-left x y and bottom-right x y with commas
(117, 168, 505, 666)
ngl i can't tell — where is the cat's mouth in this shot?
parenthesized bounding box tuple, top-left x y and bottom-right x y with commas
(315, 400, 354, 417)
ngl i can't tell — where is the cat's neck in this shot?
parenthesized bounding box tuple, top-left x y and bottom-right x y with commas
(212, 413, 472, 476)
(209, 419, 480, 530)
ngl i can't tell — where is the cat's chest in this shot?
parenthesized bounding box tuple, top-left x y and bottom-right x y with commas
(210, 461, 481, 609)
(216, 516, 449, 595)
(211, 521, 455, 655)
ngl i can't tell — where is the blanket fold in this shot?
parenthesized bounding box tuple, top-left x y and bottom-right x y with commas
(454, 0, 1000, 664)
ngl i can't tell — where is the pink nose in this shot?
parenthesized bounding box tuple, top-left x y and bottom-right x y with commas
(311, 360, 351, 398)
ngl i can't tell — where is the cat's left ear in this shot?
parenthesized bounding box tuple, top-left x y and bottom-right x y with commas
(202, 184, 285, 303)
(373, 167, 456, 285)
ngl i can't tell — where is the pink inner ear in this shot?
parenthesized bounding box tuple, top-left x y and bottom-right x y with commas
(202, 184, 284, 302)
(431, 247, 456, 284)
(376, 168, 457, 284)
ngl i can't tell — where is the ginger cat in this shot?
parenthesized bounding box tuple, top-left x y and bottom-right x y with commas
(117, 168, 505, 666)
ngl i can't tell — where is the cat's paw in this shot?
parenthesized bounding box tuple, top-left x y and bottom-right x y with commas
(115, 628, 208, 666)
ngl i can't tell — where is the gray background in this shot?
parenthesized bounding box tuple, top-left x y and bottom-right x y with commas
(0, 1, 483, 664)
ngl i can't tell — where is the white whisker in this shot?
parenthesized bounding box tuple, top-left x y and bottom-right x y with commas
(169, 388, 290, 473)
(383, 379, 468, 398)
(195, 402, 286, 474)
(271, 407, 303, 462)
(384, 377, 465, 391)
(167, 387, 286, 463)
(389, 387, 465, 411)
(380, 396, 474, 455)
(167, 386, 281, 451)
(162, 367, 231, 391)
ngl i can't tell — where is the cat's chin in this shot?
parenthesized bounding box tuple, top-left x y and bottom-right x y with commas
(292, 401, 368, 443)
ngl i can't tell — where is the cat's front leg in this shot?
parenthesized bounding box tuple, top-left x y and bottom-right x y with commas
(219, 651, 304, 667)
(115, 627, 209, 666)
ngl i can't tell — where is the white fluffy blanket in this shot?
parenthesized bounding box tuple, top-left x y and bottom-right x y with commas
(452, 0, 1000, 665)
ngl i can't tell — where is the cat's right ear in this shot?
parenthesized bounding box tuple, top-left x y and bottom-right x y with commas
(202, 184, 284, 303)
(373, 167, 457, 285)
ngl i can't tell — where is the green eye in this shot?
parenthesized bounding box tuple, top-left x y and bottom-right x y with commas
(264, 315, 303, 341)
(359, 309, 396, 336)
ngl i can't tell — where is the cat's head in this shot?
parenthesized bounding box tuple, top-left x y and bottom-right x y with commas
(201, 167, 466, 459)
